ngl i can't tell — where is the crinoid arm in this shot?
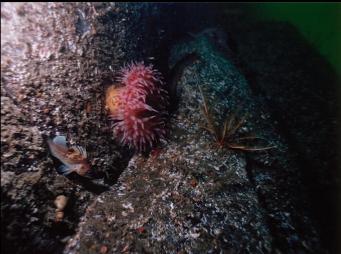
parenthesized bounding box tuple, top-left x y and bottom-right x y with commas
(227, 143, 275, 151)
(198, 85, 221, 142)
(198, 85, 275, 152)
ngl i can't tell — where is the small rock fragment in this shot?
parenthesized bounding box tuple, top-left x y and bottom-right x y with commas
(55, 211, 64, 222)
(100, 245, 108, 254)
(189, 178, 198, 187)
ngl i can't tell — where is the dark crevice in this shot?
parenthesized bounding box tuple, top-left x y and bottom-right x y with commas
(166, 52, 201, 113)
(235, 52, 338, 254)
(244, 158, 279, 252)
(223, 19, 339, 252)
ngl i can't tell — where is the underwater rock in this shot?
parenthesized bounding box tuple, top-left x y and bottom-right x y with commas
(225, 18, 340, 252)
(1, 3, 223, 254)
(2, 3, 332, 254)
(65, 31, 326, 253)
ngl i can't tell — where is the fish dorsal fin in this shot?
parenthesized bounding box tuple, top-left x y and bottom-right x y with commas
(71, 146, 87, 158)
(53, 135, 67, 148)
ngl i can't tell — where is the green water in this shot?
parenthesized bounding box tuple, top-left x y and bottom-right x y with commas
(252, 3, 341, 76)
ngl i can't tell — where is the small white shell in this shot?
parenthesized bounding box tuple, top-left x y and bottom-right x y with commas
(54, 195, 68, 211)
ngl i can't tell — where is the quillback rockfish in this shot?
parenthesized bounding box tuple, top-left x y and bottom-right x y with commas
(47, 135, 90, 176)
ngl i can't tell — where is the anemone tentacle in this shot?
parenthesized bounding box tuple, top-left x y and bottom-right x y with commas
(106, 62, 168, 151)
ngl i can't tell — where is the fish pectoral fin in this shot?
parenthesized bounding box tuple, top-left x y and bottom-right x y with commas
(57, 165, 74, 175)
(53, 135, 67, 148)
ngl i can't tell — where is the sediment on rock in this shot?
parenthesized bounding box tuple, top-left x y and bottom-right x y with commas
(2, 3, 336, 254)
(1, 3, 222, 254)
(222, 11, 340, 252)
(65, 31, 326, 253)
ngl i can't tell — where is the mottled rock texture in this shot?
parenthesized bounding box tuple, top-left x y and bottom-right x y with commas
(1, 3, 222, 254)
(1, 3, 338, 254)
(222, 10, 340, 252)
(65, 33, 327, 253)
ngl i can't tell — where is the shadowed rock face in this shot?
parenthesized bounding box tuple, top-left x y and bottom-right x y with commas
(64, 34, 326, 254)
(0, 2, 223, 254)
(222, 11, 340, 252)
(0, 3, 143, 253)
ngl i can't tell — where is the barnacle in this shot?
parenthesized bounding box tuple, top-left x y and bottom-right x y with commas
(199, 86, 274, 151)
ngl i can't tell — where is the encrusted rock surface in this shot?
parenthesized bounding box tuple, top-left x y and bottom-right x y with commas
(1, 3, 337, 254)
(65, 33, 326, 253)
(1, 3, 221, 254)
(222, 11, 340, 252)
